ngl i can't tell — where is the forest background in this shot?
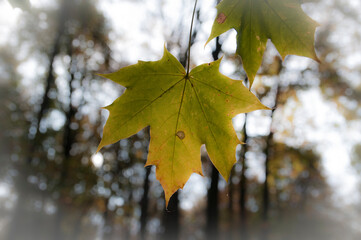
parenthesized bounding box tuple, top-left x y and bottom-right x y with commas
(0, 0, 361, 239)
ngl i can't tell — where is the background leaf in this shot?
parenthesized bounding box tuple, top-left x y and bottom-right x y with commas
(207, 0, 319, 87)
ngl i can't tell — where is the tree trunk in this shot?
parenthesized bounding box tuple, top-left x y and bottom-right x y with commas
(27, 0, 69, 163)
(162, 192, 180, 240)
(60, 53, 76, 183)
(54, 34, 77, 240)
(228, 169, 234, 212)
(262, 83, 280, 240)
(140, 166, 152, 240)
(239, 114, 249, 240)
(262, 132, 272, 240)
(206, 164, 220, 240)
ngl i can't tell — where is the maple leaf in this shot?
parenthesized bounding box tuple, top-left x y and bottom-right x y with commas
(97, 47, 268, 205)
(207, 0, 319, 87)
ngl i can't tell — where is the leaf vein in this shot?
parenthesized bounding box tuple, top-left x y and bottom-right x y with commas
(116, 77, 185, 130)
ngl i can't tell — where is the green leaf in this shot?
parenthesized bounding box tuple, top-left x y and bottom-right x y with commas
(207, 0, 319, 87)
(98, 47, 269, 205)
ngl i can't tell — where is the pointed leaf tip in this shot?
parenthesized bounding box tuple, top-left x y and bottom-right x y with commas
(96, 73, 108, 78)
(96, 141, 105, 153)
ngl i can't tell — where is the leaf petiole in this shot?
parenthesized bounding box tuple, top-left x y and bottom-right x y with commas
(186, 0, 199, 77)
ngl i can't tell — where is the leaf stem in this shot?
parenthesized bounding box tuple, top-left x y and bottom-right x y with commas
(186, 0, 198, 77)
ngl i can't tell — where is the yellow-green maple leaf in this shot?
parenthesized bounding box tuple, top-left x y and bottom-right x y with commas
(98, 47, 268, 204)
(207, 0, 319, 87)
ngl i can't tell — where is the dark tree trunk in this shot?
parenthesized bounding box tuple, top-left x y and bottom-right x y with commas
(60, 53, 76, 183)
(239, 114, 249, 240)
(27, 0, 69, 163)
(162, 192, 180, 240)
(226, 168, 235, 240)
(206, 164, 220, 240)
(228, 168, 234, 212)
(262, 131, 272, 240)
(54, 35, 77, 240)
(263, 133, 272, 221)
(140, 166, 152, 240)
(262, 83, 280, 240)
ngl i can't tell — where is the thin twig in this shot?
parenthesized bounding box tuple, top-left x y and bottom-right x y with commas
(186, 0, 198, 77)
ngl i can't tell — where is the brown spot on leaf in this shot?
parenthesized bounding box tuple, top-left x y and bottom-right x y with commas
(176, 131, 185, 140)
(216, 13, 227, 24)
